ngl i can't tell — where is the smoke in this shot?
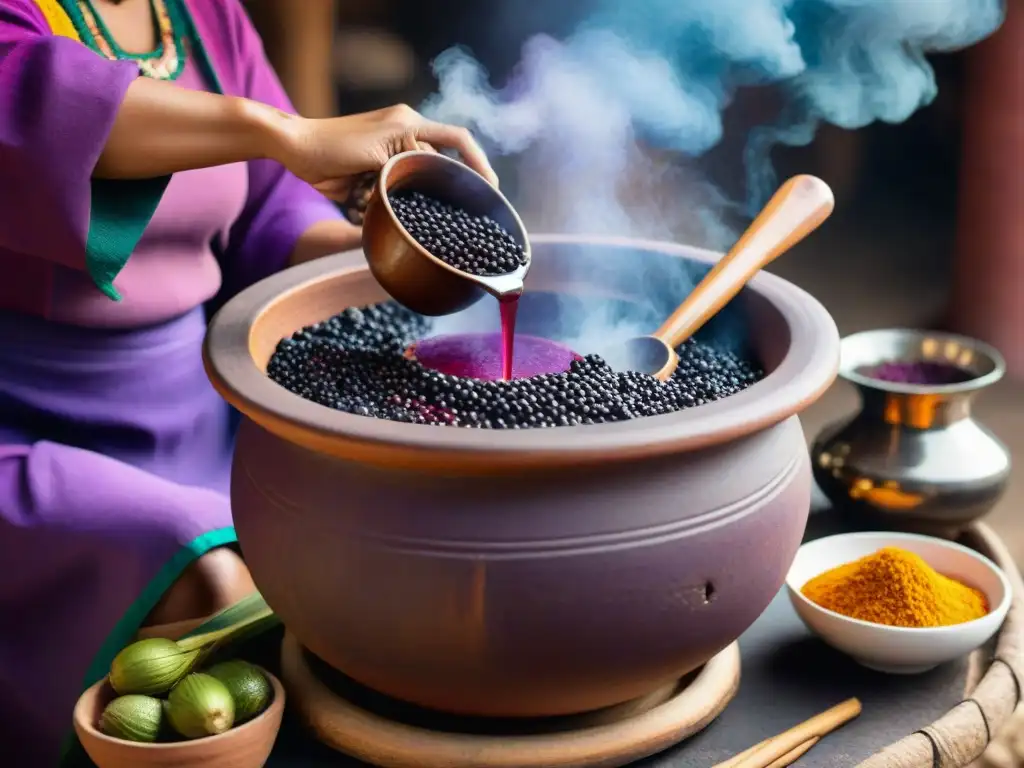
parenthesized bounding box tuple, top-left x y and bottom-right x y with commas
(422, 0, 1004, 353)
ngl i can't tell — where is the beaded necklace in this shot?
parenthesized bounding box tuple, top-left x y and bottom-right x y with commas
(60, 0, 187, 81)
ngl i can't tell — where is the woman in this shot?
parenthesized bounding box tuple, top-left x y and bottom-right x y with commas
(0, 0, 496, 762)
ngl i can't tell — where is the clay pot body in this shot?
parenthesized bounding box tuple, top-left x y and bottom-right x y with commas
(205, 236, 840, 718)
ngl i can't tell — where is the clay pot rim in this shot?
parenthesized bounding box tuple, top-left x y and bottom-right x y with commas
(73, 666, 285, 756)
(204, 234, 839, 472)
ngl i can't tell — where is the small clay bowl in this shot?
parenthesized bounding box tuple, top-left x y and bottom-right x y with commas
(73, 667, 285, 768)
(786, 532, 1011, 674)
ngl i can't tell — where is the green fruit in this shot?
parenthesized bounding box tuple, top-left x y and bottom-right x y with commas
(166, 673, 235, 739)
(109, 638, 200, 696)
(206, 660, 273, 723)
(98, 695, 163, 743)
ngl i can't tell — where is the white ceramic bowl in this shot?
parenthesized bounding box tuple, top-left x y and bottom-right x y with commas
(786, 532, 1011, 674)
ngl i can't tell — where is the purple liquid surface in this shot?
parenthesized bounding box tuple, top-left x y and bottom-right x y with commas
(860, 360, 976, 385)
(413, 332, 581, 381)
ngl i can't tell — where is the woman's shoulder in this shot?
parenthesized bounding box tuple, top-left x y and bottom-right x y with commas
(178, 0, 271, 95)
(183, 0, 266, 63)
(184, 0, 256, 42)
(0, 0, 53, 35)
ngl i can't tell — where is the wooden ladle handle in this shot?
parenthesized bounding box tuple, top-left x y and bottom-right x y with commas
(654, 175, 835, 348)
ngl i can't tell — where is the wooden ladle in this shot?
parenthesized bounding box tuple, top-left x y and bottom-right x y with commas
(601, 174, 835, 380)
(410, 175, 834, 381)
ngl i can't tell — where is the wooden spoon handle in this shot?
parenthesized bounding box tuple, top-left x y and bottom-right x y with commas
(653, 175, 834, 348)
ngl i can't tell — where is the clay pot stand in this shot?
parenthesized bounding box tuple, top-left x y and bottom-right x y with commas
(280, 634, 741, 768)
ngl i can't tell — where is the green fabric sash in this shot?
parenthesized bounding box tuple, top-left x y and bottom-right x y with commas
(41, 0, 224, 299)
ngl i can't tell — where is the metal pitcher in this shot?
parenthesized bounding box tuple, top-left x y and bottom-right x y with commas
(812, 329, 1010, 537)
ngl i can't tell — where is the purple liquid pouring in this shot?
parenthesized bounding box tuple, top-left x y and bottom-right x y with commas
(499, 297, 518, 381)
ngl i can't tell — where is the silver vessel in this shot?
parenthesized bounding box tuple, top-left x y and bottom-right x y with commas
(812, 328, 1010, 536)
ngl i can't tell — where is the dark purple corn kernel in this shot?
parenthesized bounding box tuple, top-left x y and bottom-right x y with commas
(389, 191, 527, 277)
(860, 360, 975, 386)
(340, 171, 377, 225)
(266, 301, 765, 429)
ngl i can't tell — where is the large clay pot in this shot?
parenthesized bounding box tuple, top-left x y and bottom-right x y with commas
(204, 235, 839, 718)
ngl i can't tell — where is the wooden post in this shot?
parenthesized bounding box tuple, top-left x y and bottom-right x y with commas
(247, 0, 340, 118)
(950, 2, 1024, 379)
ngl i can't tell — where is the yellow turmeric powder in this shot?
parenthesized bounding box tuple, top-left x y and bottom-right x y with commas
(801, 547, 988, 628)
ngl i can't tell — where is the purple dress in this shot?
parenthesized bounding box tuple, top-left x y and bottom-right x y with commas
(0, 1, 341, 762)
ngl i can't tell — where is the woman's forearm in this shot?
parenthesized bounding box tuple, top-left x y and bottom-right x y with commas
(290, 219, 362, 265)
(93, 77, 294, 179)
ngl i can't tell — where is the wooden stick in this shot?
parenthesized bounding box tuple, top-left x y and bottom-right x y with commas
(718, 737, 821, 768)
(716, 738, 814, 768)
(765, 737, 820, 768)
(713, 698, 861, 768)
(716, 737, 774, 768)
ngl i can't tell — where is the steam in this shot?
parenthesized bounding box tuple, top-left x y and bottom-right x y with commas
(422, 0, 1005, 353)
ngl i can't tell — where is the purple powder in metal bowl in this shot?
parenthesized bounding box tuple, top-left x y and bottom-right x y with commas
(859, 360, 976, 386)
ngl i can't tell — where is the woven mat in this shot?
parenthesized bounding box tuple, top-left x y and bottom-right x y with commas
(977, 704, 1024, 768)
(856, 524, 1024, 768)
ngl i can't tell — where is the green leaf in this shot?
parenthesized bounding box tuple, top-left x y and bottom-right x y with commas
(176, 592, 280, 654)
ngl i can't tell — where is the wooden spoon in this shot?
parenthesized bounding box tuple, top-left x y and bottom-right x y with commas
(602, 174, 835, 380)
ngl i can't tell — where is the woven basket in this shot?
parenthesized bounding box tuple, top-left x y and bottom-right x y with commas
(855, 524, 1024, 768)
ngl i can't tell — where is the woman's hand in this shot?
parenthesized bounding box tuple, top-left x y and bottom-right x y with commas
(265, 103, 499, 201)
(144, 548, 257, 628)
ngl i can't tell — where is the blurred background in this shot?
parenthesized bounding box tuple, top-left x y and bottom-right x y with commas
(247, 0, 1023, 558)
